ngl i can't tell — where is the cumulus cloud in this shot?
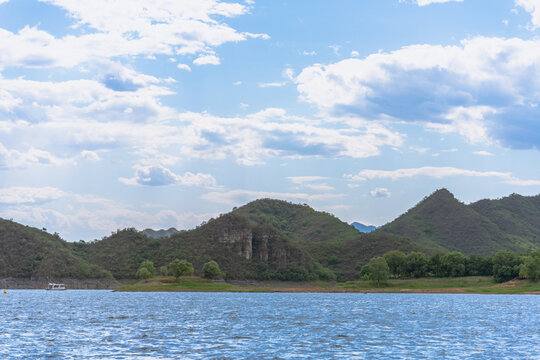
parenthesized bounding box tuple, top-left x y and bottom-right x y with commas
(175, 110, 403, 165)
(0, 186, 218, 240)
(0, 1, 265, 69)
(296, 36, 540, 149)
(370, 187, 391, 198)
(119, 165, 217, 187)
(515, 0, 540, 29)
(193, 54, 221, 66)
(345, 166, 540, 186)
(0, 186, 67, 204)
(177, 63, 192, 71)
(0, 142, 74, 169)
(0, 67, 403, 169)
(201, 189, 345, 205)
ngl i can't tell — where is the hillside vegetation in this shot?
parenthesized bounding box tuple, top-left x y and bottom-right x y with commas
(0, 218, 111, 279)
(1, 190, 539, 282)
(379, 189, 540, 255)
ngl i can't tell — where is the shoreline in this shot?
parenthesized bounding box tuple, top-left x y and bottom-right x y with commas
(114, 277, 540, 295)
(115, 287, 540, 294)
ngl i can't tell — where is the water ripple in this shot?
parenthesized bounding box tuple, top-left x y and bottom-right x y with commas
(0, 291, 538, 359)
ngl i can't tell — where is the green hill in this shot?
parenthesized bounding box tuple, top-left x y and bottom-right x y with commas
(470, 193, 540, 251)
(378, 189, 540, 255)
(76, 213, 322, 280)
(232, 199, 426, 279)
(232, 199, 361, 244)
(4, 190, 539, 282)
(0, 218, 111, 279)
(75, 200, 424, 281)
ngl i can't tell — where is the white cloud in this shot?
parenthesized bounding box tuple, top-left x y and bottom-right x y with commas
(345, 166, 540, 186)
(0, 71, 403, 169)
(350, 50, 360, 57)
(177, 63, 192, 71)
(303, 50, 317, 56)
(413, 0, 463, 6)
(0, 142, 74, 169)
(409, 146, 429, 154)
(0, 1, 268, 71)
(80, 150, 101, 162)
(201, 189, 344, 205)
(258, 81, 287, 88)
(233, 81, 242, 86)
(0, 186, 67, 204)
(426, 106, 496, 144)
(283, 68, 295, 80)
(193, 54, 221, 66)
(473, 150, 494, 156)
(296, 36, 540, 149)
(515, 0, 540, 29)
(0, 187, 218, 240)
(287, 176, 334, 191)
(370, 187, 391, 198)
(119, 165, 217, 187)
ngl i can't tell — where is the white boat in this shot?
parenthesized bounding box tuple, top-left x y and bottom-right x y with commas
(46, 283, 66, 290)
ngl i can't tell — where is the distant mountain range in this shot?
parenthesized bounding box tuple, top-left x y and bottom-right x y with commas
(1, 189, 539, 281)
(351, 222, 377, 233)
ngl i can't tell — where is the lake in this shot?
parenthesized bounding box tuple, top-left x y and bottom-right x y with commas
(0, 291, 538, 359)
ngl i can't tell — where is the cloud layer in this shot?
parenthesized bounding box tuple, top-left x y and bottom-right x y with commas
(296, 36, 540, 149)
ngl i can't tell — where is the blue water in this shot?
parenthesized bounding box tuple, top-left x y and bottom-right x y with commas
(0, 291, 538, 359)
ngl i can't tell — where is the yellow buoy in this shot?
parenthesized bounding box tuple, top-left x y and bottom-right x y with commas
(3, 290, 6, 294)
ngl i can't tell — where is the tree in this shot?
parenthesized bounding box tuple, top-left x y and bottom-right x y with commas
(427, 254, 444, 277)
(368, 256, 389, 287)
(202, 260, 221, 279)
(359, 264, 372, 280)
(519, 251, 540, 281)
(169, 259, 194, 280)
(466, 254, 492, 276)
(383, 250, 406, 278)
(136, 267, 151, 280)
(159, 266, 169, 276)
(492, 250, 521, 283)
(136, 260, 155, 280)
(441, 251, 466, 277)
(405, 252, 427, 278)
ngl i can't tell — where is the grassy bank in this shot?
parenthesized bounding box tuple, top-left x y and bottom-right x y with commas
(116, 276, 540, 294)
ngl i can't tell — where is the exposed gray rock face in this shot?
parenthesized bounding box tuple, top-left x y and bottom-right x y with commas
(0, 277, 119, 289)
(211, 221, 311, 270)
(216, 227, 253, 260)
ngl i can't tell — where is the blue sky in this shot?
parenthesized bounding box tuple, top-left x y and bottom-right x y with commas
(1, 0, 540, 241)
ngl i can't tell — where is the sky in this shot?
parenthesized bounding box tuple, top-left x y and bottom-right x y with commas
(1, 0, 540, 241)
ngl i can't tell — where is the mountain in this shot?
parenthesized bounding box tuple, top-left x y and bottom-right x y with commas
(77, 213, 320, 280)
(5, 190, 539, 282)
(470, 193, 540, 248)
(351, 222, 377, 233)
(141, 228, 178, 239)
(74, 199, 423, 281)
(378, 189, 540, 255)
(231, 199, 425, 279)
(0, 218, 111, 279)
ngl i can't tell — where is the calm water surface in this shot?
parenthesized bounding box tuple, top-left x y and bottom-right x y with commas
(0, 291, 538, 359)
